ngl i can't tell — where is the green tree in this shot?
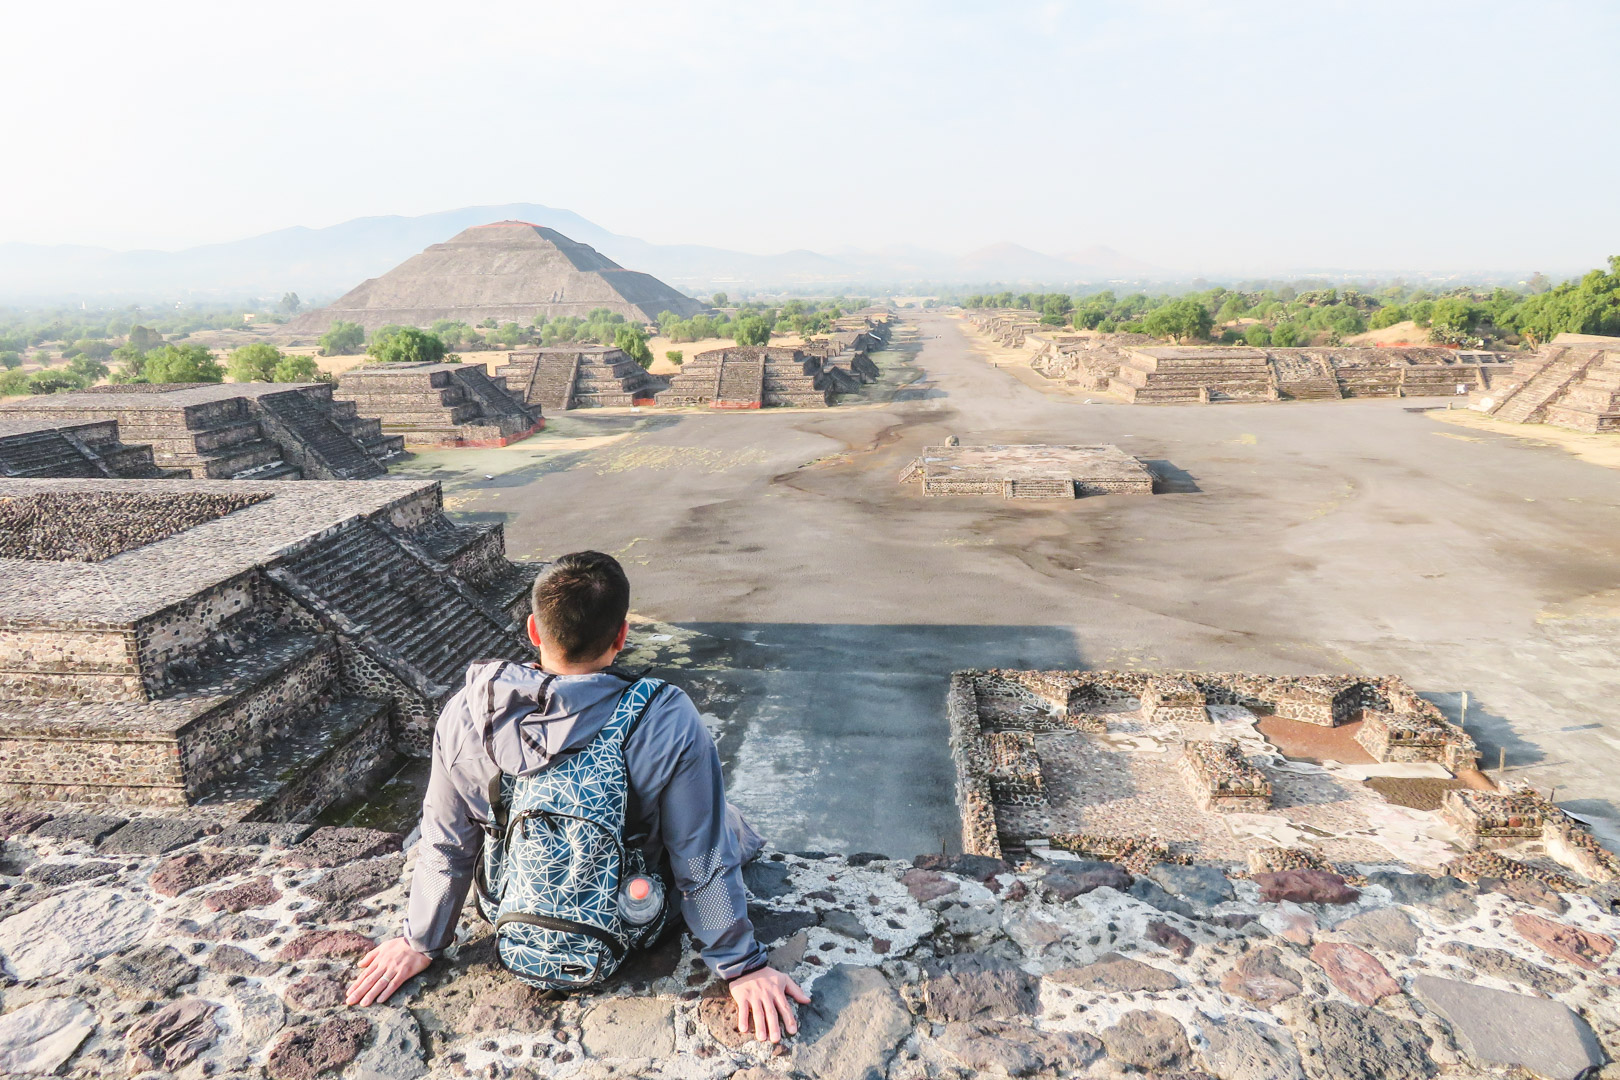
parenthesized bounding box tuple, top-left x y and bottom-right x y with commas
(0, 369, 30, 395)
(0, 351, 20, 370)
(665, 350, 684, 366)
(492, 322, 527, 349)
(711, 292, 728, 308)
(279, 292, 302, 314)
(1271, 322, 1301, 347)
(1244, 325, 1272, 347)
(28, 370, 86, 394)
(318, 320, 365, 356)
(615, 324, 653, 369)
(731, 315, 770, 346)
(1369, 306, 1409, 330)
(228, 342, 284, 382)
(142, 344, 224, 383)
(368, 326, 447, 364)
(127, 325, 163, 353)
(273, 354, 319, 382)
(1141, 298, 1214, 343)
(66, 355, 108, 383)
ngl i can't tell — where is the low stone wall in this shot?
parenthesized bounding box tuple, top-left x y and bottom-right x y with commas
(1180, 740, 1272, 813)
(1, 815, 1615, 1080)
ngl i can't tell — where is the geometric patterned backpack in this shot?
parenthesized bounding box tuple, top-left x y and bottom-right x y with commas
(476, 674, 676, 991)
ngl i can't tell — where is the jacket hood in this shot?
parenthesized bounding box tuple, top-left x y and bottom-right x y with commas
(462, 660, 638, 775)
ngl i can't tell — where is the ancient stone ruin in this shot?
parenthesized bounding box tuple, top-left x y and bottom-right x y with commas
(279, 221, 705, 336)
(658, 346, 848, 409)
(0, 476, 537, 819)
(0, 383, 404, 479)
(899, 444, 1155, 498)
(1470, 334, 1620, 433)
(492, 346, 667, 412)
(333, 362, 541, 448)
(0, 417, 172, 479)
(1108, 346, 1515, 404)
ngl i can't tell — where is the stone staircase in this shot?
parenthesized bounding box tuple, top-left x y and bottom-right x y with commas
(1542, 351, 1620, 432)
(494, 347, 665, 411)
(273, 518, 528, 695)
(715, 357, 765, 407)
(1110, 347, 1275, 403)
(0, 427, 107, 478)
(763, 352, 832, 407)
(334, 363, 540, 448)
(1490, 346, 1608, 424)
(255, 387, 387, 479)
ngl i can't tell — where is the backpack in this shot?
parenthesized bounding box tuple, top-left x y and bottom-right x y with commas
(476, 674, 676, 990)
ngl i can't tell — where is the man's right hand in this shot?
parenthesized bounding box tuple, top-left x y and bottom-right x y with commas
(729, 966, 811, 1043)
(347, 938, 432, 1007)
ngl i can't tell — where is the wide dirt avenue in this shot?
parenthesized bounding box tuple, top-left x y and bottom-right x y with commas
(398, 314, 1620, 859)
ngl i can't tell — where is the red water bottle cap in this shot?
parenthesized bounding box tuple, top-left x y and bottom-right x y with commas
(627, 876, 651, 901)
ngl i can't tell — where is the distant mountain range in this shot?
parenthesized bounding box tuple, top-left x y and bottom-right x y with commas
(0, 203, 1163, 302)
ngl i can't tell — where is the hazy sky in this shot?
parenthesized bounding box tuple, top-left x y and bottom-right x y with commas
(5, 0, 1615, 274)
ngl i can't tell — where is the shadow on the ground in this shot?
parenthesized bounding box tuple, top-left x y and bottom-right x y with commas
(1145, 459, 1202, 494)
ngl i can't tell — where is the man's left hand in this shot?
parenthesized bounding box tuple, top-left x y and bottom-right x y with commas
(729, 966, 810, 1043)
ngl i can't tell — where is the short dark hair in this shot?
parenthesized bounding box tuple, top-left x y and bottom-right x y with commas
(531, 551, 630, 663)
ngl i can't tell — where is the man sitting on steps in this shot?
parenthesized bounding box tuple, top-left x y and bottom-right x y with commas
(346, 550, 809, 1043)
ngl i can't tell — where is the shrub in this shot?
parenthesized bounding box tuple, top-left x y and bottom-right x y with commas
(272, 354, 319, 381)
(142, 344, 224, 383)
(665, 350, 683, 366)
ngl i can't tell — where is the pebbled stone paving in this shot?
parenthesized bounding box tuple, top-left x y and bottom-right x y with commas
(0, 837, 1613, 1080)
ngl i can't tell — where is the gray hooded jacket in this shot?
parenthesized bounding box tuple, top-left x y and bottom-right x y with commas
(403, 661, 769, 979)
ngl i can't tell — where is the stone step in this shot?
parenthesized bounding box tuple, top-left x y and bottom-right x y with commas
(0, 431, 103, 477)
(193, 697, 395, 822)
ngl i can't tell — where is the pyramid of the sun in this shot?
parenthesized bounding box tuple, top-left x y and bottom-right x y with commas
(282, 221, 704, 334)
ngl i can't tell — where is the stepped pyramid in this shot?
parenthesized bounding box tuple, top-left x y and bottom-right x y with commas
(0, 477, 538, 819)
(282, 221, 705, 335)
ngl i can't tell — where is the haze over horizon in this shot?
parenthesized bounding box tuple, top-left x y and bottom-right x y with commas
(5, 0, 1617, 278)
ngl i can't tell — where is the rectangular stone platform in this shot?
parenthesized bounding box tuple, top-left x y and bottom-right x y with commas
(334, 362, 541, 448)
(494, 346, 667, 411)
(900, 444, 1154, 498)
(0, 417, 173, 479)
(0, 477, 539, 819)
(0, 383, 404, 479)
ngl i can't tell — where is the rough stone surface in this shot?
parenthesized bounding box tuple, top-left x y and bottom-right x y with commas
(284, 971, 348, 1011)
(937, 1019, 1103, 1076)
(1129, 878, 1198, 918)
(1483, 873, 1568, 913)
(1331, 906, 1419, 956)
(282, 827, 403, 869)
(922, 952, 1041, 1021)
(24, 859, 120, 886)
(1513, 912, 1616, 970)
(1309, 942, 1400, 1005)
(741, 860, 792, 898)
(266, 1016, 371, 1080)
(1100, 1009, 1191, 1071)
(1296, 1000, 1435, 1080)
(208, 943, 282, 977)
(750, 904, 819, 943)
(1411, 974, 1604, 1080)
(0, 997, 97, 1075)
(1254, 870, 1360, 906)
(1437, 940, 1574, 994)
(351, 1006, 427, 1080)
(579, 997, 676, 1058)
(204, 875, 282, 913)
(95, 943, 199, 998)
(1048, 953, 1181, 992)
(31, 814, 125, 846)
(1147, 919, 1195, 957)
(96, 816, 217, 855)
(277, 929, 377, 962)
(901, 868, 959, 902)
(792, 965, 912, 1080)
(912, 853, 1010, 882)
(150, 850, 257, 897)
(1042, 860, 1132, 900)
(126, 997, 219, 1072)
(459, 978, 559, 1033)
(1365, 870, 1476, 921)
(0, 885, 150, 979)
(1198, 1015, 1305, 1080)
(1220, 945, 1302, 1005)
(1151, 862, 1235, 906)
(0, 808, 51, 839)
(302, 854, 406, 903)
(209, 822, 317, 848)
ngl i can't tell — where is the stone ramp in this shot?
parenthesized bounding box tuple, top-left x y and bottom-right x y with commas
(254, 389, 386, 479)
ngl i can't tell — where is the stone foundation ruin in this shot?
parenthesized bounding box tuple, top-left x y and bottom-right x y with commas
(0, 383, 405, 480)
(657, 346, 852, 409)
(493, 346, 667, 412)
(333, 362, 541, 448)
(0, 477, 538, 820)
(0, 417, 173, 479)
(1470, 335, 1620, 433)
(1108, 346, 1514, 404)
(899, 444, 1155, 499)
